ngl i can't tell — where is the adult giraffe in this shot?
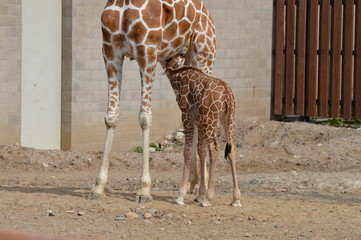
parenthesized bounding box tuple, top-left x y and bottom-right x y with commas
(90, 0, 216, 202)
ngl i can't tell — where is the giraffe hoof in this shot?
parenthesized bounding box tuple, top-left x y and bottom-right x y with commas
(172, 200, 185, 205)
(199, 202, 211, 207)
(135, 195, 153, 203)
(88, 193, 105, 200)
(193, 197, 201, 203)
(230, 200, 242, 207)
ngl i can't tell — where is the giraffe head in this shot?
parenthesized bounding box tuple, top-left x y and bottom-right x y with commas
(165, 54, 186, 70)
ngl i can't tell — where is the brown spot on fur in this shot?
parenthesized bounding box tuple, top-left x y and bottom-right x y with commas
(113, 33, 126, 49)
(174, 1, 185, 19)
(106, 64, 116, 78)
(164, 22, 178, 41)
(136, 45, 146, 58)
(171, 37, 184, 48)
(142, 1, 161, 28)
(179, 20, 191, 35)
(131, 0, 146, 8)
(103, 44, 114, 61)
(145, 29, 162, 45)
(121, 9, 140, 33)
(128, 22, 147, 43)
(137, 57, 146, 70)
(101, 10, 120, 32)
(162, 3, 174, 28)
(102, 27, 112, 43)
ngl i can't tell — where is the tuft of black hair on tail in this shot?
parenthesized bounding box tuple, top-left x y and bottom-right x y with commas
(225, 143, 232, 159)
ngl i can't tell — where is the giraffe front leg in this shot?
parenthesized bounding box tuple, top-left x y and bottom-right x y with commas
(90, 60, 122, 199)
(135, 56, 157, 203)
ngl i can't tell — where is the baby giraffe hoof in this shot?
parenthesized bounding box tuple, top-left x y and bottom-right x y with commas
(230, 200, 242, 207)
(172, 199, 185, 205)
(199, 201, 211, 207)
(135, 195, 153, 203)
(88, 193, 105, 200)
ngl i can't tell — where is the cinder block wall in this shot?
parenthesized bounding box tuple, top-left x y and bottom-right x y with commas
(0, 0, 272, 151)
(0, 0, 21, 145)
(61, 0, 273, 151)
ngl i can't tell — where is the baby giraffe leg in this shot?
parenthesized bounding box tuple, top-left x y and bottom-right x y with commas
(174, 117, 194, 205)
(197, 135, 210, 207)
(228, 143, 241, 207)
(206, 136, 219, 201)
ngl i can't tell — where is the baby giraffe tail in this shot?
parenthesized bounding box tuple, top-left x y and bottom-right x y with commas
(225, 143, 232, 160)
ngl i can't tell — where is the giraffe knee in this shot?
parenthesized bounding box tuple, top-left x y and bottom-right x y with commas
(138, 112, 152, 129)
(104, 114, 118, 128)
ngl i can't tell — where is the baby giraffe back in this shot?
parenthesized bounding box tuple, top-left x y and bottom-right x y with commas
(169, 67, 235, 128)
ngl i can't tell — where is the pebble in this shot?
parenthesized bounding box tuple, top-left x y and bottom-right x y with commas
(135, 206, 145, 212)
(274, 224, 281, 228)
(149, 147, 156, 153)
(126, 212, 139, 219)
(144, 212, 152, 219)
(244, 233, 251, 237)
(147, 209, 159, 215)
(162, 214, 172, 219)
(47, 210, 55, 217)
(247, 216, 255, 221)
(114, 216, 127, 222)
(78, 211, 86, 216)
(214, 221, 221, 225)
(164, 135, 173, 141)
(174, 131, 185, 140)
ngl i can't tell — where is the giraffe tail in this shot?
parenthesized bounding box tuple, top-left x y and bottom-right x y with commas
(225, 143, 232, 160)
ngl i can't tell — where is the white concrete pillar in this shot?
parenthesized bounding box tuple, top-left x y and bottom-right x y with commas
(21, 0, 62, 149)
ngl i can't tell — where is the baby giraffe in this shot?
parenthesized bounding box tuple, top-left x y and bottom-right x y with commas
(164, 55, 241, 207)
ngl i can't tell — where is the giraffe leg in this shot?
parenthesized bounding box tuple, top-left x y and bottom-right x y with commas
(135, 50, 157, 202)
(188, 124, 199, 194)
(174, 115, 194, 205)
(228, 144, 241, 207)
(196, 133, 210, 207)
(90, 57, 123, 199)
(221, 112, 241, 207)
(206, 134, 219, 202)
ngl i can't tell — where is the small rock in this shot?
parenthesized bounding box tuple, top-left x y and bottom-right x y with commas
(214, 221, 221, 225)
(42, 162, 49, 168)
(114, 216, 127, 222)
(104, 232, 110, 236)
(174, 131, 185, 140)
(311, 208, 318, 211)
(135, 206, 145, 212)
(147, 209, 159, 215)
(144, 212, 152, 219)
(78, 211, 86, 216)
(162, 214, 172, 219)
(126, 212, 139, 219)
(164, 135, 173, 141)
(270, 141, 279, 148)
(249, 179, 258, 185)
(247, 216, 255, 221)
(47, 210, 55, 217)
(274, 224, 281, 228)
(244, 233, 251, 237)
(65, 210, 75, 213)
(149, 147, 156, 153)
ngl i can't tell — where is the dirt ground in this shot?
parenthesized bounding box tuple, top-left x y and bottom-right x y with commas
(0, 120, 360, 240)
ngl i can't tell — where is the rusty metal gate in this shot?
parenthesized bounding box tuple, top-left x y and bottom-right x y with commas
(272, 0, 361, 119)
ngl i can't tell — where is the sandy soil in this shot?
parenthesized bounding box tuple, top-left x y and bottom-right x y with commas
(0, 120, 360, 240)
